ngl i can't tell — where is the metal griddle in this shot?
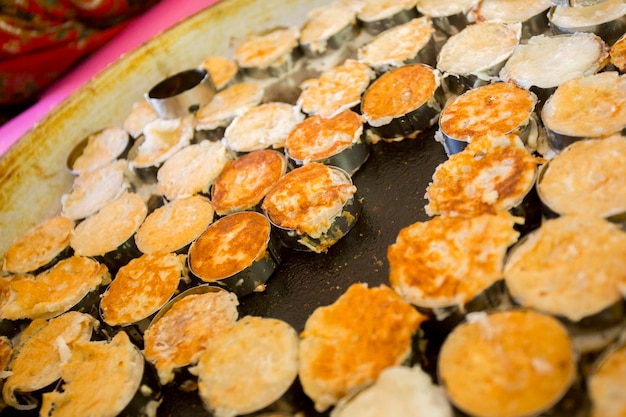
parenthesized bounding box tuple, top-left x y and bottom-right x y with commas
(157, 128, 448, 417)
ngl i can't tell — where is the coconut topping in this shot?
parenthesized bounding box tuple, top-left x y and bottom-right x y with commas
(224, 102, 304, 152)
(199, 56, 239, 90)
(357, 0, 419, 22)
(439, 82, 537, 143)
(437, 22, 521, 77)
(499, 33, 610, 89)
(211, 149, 287, 216)
(234, 27, 300, 69)
(425, 135, 538, 217)
(135, 195, 215, 254)
(193, 316, 300, 417)
(549, 0, 626, 27)
(541, 71, 626, 138)
(101, 253, 186, 326)
(504, 215, 626, 322)
(588, 343, 626, 417)
(189, 211, 270, 281)
(357, 17, 435, 71)
(70, 192, 147, 257)
(388, 212, 521, 309)
(3, 216, 74, 274)
(298, 59, 375, 118)
(438, 310, 575, 417)
(470, 0, 552, 23)
(417, 0, 478, 17)
(156, 139, 232, 200)
(537, 135, 626, 218)
(0, 256, 110, 321)
(299, 283, 427, 412)
(262, 163, 356, 238)
(39, 332, 145, 417)
(195, 82, 264, 131)
(286, 110, 362, 162)
(330, 366, 453, 417)
(61, 159, 129, 221)
(361, 64, 440, 126)
(300, 3, 358, 54)
(71, 127, 129, 174)
(143, 289, 239, 385)
(123, 101, 159, 139)
(130, 115, 194, 169)
(2, 312, 98, 409)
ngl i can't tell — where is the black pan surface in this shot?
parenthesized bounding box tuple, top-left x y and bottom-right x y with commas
(157, 127, 448, 417)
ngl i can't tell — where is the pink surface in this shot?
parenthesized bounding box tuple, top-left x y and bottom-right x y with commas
(0, 0, 221, 157)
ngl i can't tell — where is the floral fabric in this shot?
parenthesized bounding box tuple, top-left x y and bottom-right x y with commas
(0, 0, 160, 105)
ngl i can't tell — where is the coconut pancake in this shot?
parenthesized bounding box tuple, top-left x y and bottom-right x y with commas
(299, 283, 427, 412)
(388, 212, 521, 309)
(425, 135, 538, 217)
(3, 216, 74, 274)
(211, 149, 287, 216)
(143, 288, 239, 385)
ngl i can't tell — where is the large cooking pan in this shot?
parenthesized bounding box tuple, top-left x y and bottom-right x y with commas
(0, 0, 617, 416)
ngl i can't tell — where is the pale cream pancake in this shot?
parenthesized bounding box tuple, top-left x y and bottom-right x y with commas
(71, 127, 129, 174)
(357, 17, 435, 71)
(418, 0, 478, 17)
(299, 283, 427, 412)
(470, 0, 551, 24)
(437, 22, 521, 78)
(549, 0, 626, 28)
(123, 101, 159, 139)
(388, 212, 521, 309)
(130, 115, 194, 169)
(588, 343, 626, 417)
(211, 149, 287, 216)
(611, 33, 626, 71)
(262, 162, 356, 238)
(143, 288, 239, 385)
(425, 135, 538, 217)
(297, 59, 375, 118)
(439, 82, 537, 143)
(234, 27, 300, 70)
(223, 102, 304, 152)
(499, 33, 610, 89)
(199, 56, 239, 90)
(300, 2, 358, 55)
(61, 159, 129, 221)
(101, 252, 186, 326)
(285, 110, 363, 162)
(194, 316, 299, 417)
(438, 310, 576, 417)
(541, 72, 626, 138)
(188, 211, 271, 282)
(40, 332, 146, 417)
(2, 216, 74, 274)
(0, 256, 110, 321)
(504, 215, 626, 322)
(357, 0, 419, 23)
(135, 195, 215, 254)
(2, 312, 98, 409)
(330, 366, 453, 417)
(156, 140, 231, 200)
(361, 64, 440, 127)
(195, 82, 264, 131)
(70, 192, 147, 257)
(537, 135, 626, 218)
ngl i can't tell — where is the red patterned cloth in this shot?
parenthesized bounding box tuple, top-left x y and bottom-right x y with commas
(0, 0, 160, 105)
